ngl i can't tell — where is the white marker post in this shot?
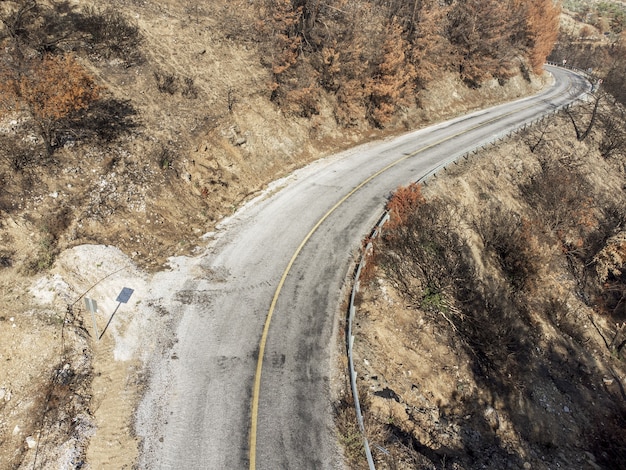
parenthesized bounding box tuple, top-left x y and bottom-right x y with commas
(84, 297, 100, 340)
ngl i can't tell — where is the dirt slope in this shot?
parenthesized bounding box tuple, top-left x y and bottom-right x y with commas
(352, 105, 626, 469)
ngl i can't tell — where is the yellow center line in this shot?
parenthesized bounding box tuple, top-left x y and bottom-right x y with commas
(248, 144, 413, 469)
(248, 85, 571, 468)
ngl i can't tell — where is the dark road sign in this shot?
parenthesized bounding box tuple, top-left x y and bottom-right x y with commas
(116, 287, 134, 303)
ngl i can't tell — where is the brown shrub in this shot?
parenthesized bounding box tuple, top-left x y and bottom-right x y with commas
(385, 182, 425, 230)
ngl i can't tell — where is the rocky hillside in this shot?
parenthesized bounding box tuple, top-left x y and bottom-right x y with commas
(352, 98, 626, 469)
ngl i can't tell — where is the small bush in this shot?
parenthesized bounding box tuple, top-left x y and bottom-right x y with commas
(474, 208, 542, 291)
(25, 208, 71, 273)
(0, 54, 101, 155)
(154, 70, 178, 95)
(0, 132, 41, 172)
(76, 6, 143, 63)
(385, 183, 425, 230)
(377, 195, 472, 308)
(284, 85, 320, 118)
(0, 250, 13, 268)
(334, 386, 368, 468)
(598, 108, 626, 160)
(421, 286, 448, 313)
(522, 161, 595, 236)
(157, 146, 176, 170)
(27, 234, 57, 273)
(181, 77, 199, 99)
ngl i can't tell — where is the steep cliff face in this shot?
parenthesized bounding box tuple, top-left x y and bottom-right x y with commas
(352, 102, 626, 469)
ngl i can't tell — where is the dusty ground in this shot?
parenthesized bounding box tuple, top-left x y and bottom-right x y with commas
(0, 1, 557, 468)
(351, 109, 626, 469)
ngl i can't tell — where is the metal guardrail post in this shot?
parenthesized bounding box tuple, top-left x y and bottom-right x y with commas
(347, 211, 390, 470)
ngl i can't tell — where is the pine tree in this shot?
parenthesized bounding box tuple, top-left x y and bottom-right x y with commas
(263, 0, 304, 101)
(405, 0, 450, 87)
(447, 0, 518, 85)
(369, 20, 417, 126)
(518, 0, 561, 74)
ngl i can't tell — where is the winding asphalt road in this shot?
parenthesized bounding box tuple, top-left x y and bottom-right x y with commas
(136, 66, 589, 469)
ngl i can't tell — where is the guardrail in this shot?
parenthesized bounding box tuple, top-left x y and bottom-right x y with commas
(345, 63, 592, 468)
(418, 65, 593, 184)
(546, 61, 595, 81)
(346, 211, 389, 470)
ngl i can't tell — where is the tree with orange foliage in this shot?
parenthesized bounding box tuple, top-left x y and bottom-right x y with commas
(0, 53, 100, 155)
(385, 182, 425, 229)
(260, 0, 303, 102)
(403, 0, 450, 88)
(447, 0, 518, 85)
(369, 20, 417, 127)
(312, 2, 382, 126)
(518, 0, 561, 74)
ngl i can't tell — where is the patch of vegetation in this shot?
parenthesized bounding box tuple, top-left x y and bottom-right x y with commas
(75, 6, 143, 64)
(154, 70, 178, 95)
(364, 101, 626, 468)
(27, 233, 57, 273)
(0, 250, 13, 268)
(333, 383, 375, 468)
(153, 70, 199, 99)
(0, 2, 142, 62)
(377, 188, 473, 312)
(157, 146, 176, 170)
(0, 1, 141, 161)
(420, 286, 448, 313)
(25, 207, 72, 274)
(255, 0, 559, 125)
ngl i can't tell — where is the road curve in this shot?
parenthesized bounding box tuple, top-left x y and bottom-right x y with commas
(136, 66, 589, 470)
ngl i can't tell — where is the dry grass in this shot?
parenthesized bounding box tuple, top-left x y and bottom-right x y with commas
(354, 104, 626, 469)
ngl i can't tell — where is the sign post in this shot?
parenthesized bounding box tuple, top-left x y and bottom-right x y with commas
(99, 287, 134, 340)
